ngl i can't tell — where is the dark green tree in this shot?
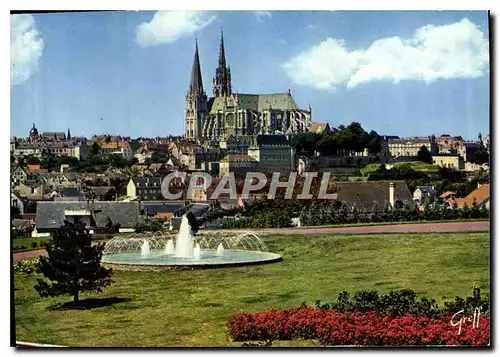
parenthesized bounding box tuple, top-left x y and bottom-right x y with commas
(186, 211, 199, 234)
(11, 206, 21, 219)
(34, 221, 113, 305)
(417, 145, 433, 164)
(104, 217, 120, 234)
(470, 149, 489, 165)
(90, 142, 101, 156)
(26, 155, 40, 165)
(18, 156, 26, 169)
(40, 148, 56, 170)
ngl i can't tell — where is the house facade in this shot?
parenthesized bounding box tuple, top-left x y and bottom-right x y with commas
(247, 135, 295, 174)
(219, 154, 258, 177)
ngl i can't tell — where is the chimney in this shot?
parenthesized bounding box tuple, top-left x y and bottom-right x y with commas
(389, 182, 395, 208)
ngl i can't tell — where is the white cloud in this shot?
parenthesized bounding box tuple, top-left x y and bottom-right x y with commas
(11, 14, 44, 87)
(136, 11, 216, 47)
(279, 38, 288, 45)
(254, 11, 272, 22)
(306, 24, 318, 31)
(283, 18, 489, 90)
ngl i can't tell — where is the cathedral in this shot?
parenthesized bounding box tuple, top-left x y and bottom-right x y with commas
(184, 32, 312, 141)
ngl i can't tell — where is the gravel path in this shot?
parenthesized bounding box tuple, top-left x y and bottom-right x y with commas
(253, 221, 490, 235)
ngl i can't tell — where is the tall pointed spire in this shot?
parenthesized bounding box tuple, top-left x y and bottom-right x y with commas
(189, 38, 204, 94)
(213, 29, 232, 98)
(218, 29, 226, 69)
(67, 128, 71, 140)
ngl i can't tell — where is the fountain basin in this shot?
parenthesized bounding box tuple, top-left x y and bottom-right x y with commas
(102, 249, 282, 271)
(102, 216, 282, 271)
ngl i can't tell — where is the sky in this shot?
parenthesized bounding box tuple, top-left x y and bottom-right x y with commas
(10, 10, 490, 140)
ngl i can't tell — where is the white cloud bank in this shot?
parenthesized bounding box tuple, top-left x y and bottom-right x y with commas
(136, 11, 216, 47)
(254, 11, 272, 22)
(11, 14, 44, 87)
(283, 18, 489, 90)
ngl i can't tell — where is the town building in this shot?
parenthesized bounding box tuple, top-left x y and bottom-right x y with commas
(386, 136, 439, 157)
(247, 135, 296, 174)
(308, 122, 332, 134)
(98, 141, 133, 160)
(332, 181, 414, 212)
(34, 201, 142, 236)
(127, 177, 164, 200)
(431, 154, 465, 170)
(413, 186, 438, 203)
(219, 154, 258, 177)
(452, 184, 490, 209)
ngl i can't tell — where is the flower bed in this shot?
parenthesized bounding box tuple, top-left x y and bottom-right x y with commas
(13, 258, 40, 274)
(228, 306, 490, 346)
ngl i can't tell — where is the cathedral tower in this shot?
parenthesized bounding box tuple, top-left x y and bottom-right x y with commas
(185, 39, 208, 139)
(213, 30, 232, 98)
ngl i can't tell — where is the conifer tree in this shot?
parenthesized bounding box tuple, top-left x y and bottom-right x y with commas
(34, 221, 113, 305)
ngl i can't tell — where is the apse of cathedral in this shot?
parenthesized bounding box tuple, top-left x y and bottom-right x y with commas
(184, 32, 312, 141)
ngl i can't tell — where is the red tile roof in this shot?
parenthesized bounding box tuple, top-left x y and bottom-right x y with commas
(454, 184, 489, 208)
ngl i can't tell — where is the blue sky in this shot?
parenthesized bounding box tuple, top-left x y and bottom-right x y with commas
(10, 10, 490, 140)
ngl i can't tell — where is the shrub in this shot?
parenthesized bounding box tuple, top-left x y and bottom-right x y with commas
(228, 307, 490, 346)
(317, 288, 486, 318)
(13, 258, 40, 274)
(31, 242, 38, 249)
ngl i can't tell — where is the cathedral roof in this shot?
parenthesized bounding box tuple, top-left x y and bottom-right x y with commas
(208, 93, 300, 114)
(250, 134, 291, 147)
(220, 154, 258, 163)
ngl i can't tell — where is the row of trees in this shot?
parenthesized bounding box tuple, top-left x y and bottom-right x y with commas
(290, 122, 381, 156)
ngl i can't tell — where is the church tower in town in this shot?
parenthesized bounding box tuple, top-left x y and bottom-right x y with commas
(184, 39, 208, 139)
(212, 30, 232, 98)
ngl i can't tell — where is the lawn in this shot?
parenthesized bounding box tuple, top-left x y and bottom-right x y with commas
(360, 161, 440, 176)
(14, 232, 489, 347)
(12, 237, 52, 252)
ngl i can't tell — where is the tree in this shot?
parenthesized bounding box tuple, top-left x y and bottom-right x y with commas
(40, 148, 56, 170)
(26, 155, 40, 166)
(104, 217, 120, 234)
(34, 221, 113, 305)
(17, 155, 26, 169)
(470, 149, 489, 165)
(186, 211, 199, 234)
(90, 142, 100, 156)
(417, 145, 433, 164)
(11, 206, 21, 219)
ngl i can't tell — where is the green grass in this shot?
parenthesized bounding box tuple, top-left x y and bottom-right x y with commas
(360, 161, 440, 176)
(14, 232, 489, 347)
(13, 237, 52, 252)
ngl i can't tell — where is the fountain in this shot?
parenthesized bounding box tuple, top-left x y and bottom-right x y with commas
(175, 215, 194, 258)
(164, 240, 175, 255)
(193, 243, 201, 260)
(141, 241, 151, 258)
(216, 243, 225, 257)
(102, 214, 282, 270)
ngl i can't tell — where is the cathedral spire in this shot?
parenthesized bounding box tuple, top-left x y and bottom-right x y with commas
(218, 29, 226, 69)
(213, 30, 232, 98)
(189, 38, 204, 94)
